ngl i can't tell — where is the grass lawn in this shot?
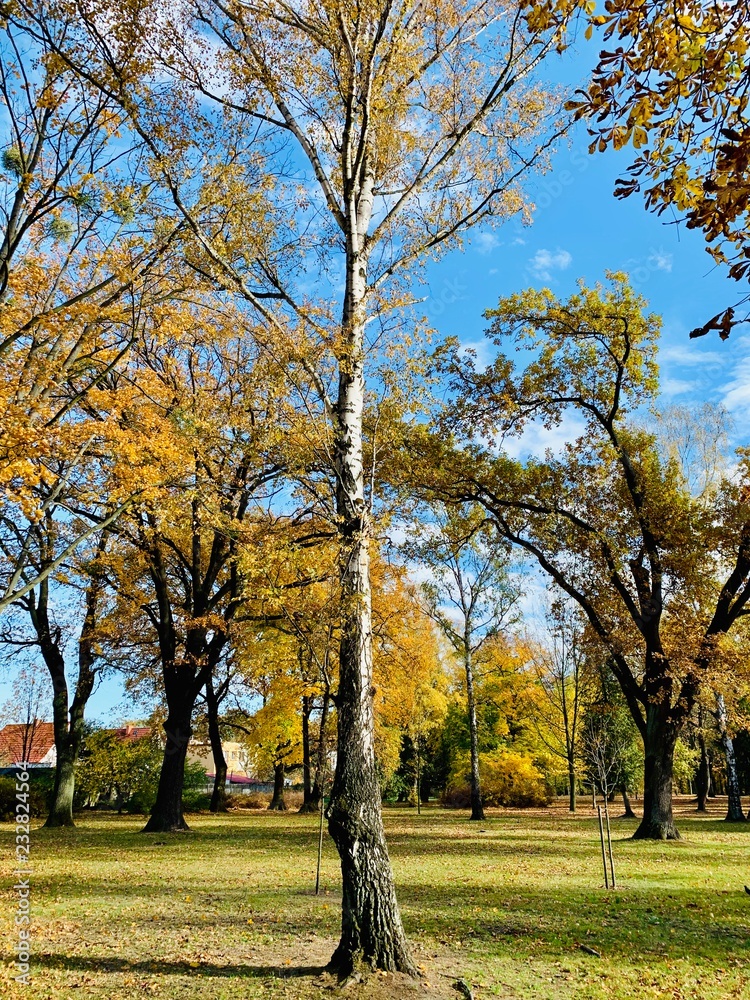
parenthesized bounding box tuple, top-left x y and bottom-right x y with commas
(2, 796, 750, 999)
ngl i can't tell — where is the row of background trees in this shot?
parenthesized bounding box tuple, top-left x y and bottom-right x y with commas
(6, 579, 750, 824)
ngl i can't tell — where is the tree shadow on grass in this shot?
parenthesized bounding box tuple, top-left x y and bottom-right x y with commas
(29, 953, 329, 980)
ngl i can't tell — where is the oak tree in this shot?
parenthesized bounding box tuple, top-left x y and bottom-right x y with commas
(428, 275, 750, 839)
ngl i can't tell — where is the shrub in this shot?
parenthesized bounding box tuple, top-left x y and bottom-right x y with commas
(183, 792, 212, 813)
(181, 762, 210, 812)
(238, 792, 271, 809)
(78, 729, 163, 811)
(441, 750, 552, 809)
(481, 750, 553, 808)
(0, 776, 47, 821)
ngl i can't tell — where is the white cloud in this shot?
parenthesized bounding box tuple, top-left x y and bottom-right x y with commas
(648, 249, 673, 273)
(659, 343, 725, 368)
(459, 337, 494, 370)
(474, 231, 502, 255)
(528, 248, 572, 281)
(501, 412, 586, 460)
(660, 377, 696, 397)
(722, 354, 750, 412)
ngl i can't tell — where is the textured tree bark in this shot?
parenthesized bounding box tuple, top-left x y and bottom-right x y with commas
(326, 512, 415, 973)
(268, 762, 287, 811)
(326, 234, 414, 976)
(44, 723, 78, 829)
(46, 689, 89, 827)
(716, 693, 746, 821)
(143, 707, 193, 832)
(327, 661, 415, 976)
(465, 641, 485, 822)
(633, 711, 680, 839)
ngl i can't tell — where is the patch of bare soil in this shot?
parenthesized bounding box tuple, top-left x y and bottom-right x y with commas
(247, 935, 468, 999)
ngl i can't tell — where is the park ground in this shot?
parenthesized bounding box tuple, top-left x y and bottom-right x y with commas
(1, 797, 750, 1000)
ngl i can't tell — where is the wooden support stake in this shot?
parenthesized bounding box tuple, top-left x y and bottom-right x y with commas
(597, 805, 609, 889)
(603, 794, 616, 889)
(315, 782, 325, 895)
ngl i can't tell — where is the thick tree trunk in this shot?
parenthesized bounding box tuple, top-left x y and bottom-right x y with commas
(326, 245, 414, 976)
(210, 760, 227, 812)
(327, 647, 414, 976)
(620, 785, 636, 819)
(633, 712, 680, 840)
(46, 740, 76, 828)
(46, 696, 89, 828)
(44, 666, 76, 828)
(465, 644, 484, 822)
(143, 709, 193, 832)
(268, 762, 287, 811)
(716, 693, 746, 821)
(206, 676, 228, 813)
(567, 759, 576, 813)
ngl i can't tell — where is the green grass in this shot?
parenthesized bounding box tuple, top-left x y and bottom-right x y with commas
(2, 798, 750, 999)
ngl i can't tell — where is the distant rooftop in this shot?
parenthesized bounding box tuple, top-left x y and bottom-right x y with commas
(113, 725, 152, 742)
(0, 722, 55, 765)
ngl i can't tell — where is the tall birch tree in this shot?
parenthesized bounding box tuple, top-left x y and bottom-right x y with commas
(22, 0, 581, 973)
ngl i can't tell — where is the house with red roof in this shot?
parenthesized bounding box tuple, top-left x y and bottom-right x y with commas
(0, 722, 56, 768)
(113, 724, 152, 743)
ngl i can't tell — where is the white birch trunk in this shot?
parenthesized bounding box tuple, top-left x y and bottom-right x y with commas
(326, 176, 414, 975)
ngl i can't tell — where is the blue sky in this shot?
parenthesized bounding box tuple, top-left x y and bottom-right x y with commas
(4, 31, 749, 724)
(420, 45, 748, 441)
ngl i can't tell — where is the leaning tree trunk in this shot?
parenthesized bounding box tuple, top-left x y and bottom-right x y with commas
(620, 784, 636, 819)
(633, 708, 680, 840)
(143, 700, 194, 833)
(206, 676, 228, 813)
(325, 248, 414, 977)
(464, 641, 485, 822)
(716, 693, 746, 822)
(303, 687, 331, 814)
(268, 762, 287, 811)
